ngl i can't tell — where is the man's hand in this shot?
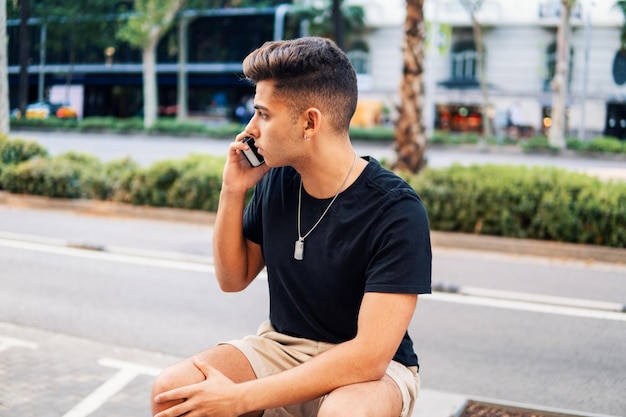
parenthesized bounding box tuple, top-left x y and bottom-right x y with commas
(222, 134, 270, 194)
(153, 356, 243, 417)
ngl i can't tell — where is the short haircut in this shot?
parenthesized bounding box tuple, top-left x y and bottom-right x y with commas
(243, 37, 358, 134)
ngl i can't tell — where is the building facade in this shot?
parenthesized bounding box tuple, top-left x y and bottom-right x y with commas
(6, 6, 296, 120)
(7, 1, 625, 138)
(353, 0, 625, 139)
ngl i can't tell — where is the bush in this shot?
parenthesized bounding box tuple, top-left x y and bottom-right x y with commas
(149, 119, 208, 135)
(126, 154, 224, 207)
(0, 135, 49, 166)
(409, 164, 626, 248)
(350, 126, 394, 141)
(77, 117, 120, 131)
(1, 157, 85, 198)
(104, 157, 141, 202)
(10, 117, 78, 130)
(78, 117, 144, 133)
(584, 137, 625, 154)
(520, 136, 560, 153)
(566, 136, 625, 154)
(427, 131, 483, 146)
(165, 156, 225, 211)
(0, 135, 50, 188)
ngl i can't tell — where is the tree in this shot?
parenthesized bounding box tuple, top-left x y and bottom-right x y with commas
(33, 1, 123, 105)
(118, 0, 186, 129)
(332, 0, 345, 50)
(295, 0, 365, 49)
(393, 0, 427, 173)
(549, 0, 576, 149)
(1, 0, 10, 134)
(459, 0, 491, 138)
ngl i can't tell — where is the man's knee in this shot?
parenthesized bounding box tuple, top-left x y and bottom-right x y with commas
(317, 377, 403, 417)
(318, 397, 382, 417)
(151, 360, 199, 414)
(151, 345, 256, 405)
(152, 361, 191, 397)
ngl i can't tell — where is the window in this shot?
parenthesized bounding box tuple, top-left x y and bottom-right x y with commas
(450, 40, 477, 82)
(347, 49, 369, 75)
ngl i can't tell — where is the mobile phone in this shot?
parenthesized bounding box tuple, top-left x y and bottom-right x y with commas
(241, 137, 265, 167)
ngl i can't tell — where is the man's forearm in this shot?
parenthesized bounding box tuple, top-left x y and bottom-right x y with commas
(232, 338, 388, 415)
(213, 188, 252, 291)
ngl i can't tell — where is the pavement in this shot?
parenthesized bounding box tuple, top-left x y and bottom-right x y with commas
(1, 191, 624, 417)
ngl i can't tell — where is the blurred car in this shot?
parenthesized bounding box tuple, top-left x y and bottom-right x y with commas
(13, 101, 78, 119)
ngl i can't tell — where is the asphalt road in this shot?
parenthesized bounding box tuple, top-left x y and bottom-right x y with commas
(1, 206, 625, 416)
(10, 130, 626, 179)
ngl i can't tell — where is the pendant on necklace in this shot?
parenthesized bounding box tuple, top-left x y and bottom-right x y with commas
(294, 238, 304, 261)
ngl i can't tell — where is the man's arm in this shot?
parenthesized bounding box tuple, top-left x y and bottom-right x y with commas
(154, 291, 418, 417)
(212, 139, 268, 292)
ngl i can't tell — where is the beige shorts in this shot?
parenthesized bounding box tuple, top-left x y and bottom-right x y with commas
(223, 321, 420, 417)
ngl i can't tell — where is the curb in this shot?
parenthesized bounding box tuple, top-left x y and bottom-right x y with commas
(1, 191, 625, 265)
(430, 231, 626, 265)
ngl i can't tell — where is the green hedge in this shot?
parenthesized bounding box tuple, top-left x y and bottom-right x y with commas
(0, 134, 226, 207)
(1, 135, 625, 248)
(10, 116, 247, 139)
(407, 164, 626, 247)
(0, 135, 49, 188)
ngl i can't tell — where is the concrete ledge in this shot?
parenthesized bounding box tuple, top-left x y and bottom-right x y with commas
(430, 231, 626, 265)
(0, 191, 216, 225)
(1, 191, 624, 264)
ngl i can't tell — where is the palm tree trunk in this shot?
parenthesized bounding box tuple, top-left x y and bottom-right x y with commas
(393, 0, 427, 173)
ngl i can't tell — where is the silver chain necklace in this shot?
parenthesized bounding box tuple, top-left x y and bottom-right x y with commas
(294, 152, 357, 261)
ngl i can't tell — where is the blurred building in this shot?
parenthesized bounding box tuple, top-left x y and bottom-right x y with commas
(352, 0, 625, 139)
(6, 6, 296, 121)
(7, 1, 625, 138)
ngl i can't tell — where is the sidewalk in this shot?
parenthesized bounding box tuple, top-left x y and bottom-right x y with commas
(0, 320, 470, 417)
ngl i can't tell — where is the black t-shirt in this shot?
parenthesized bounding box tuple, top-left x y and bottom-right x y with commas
(243, 157, 432, 367)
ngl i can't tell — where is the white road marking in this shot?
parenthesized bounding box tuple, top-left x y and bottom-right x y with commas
(428, 292, 626, 322)
(0, 236, 619, 320)
(61, 358, 161, 417)
(456, 286, 625, 313)
(0, 336, 38, 353)
(0, 237, 213, 273)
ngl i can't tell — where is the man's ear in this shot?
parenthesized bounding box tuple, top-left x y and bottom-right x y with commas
(302, 107, 323, 139)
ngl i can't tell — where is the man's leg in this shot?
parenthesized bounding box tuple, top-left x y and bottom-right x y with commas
(151, 344, 261, 417)
(318, 375, 404, 417)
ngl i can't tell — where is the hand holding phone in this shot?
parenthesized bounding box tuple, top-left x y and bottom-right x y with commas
(241, 137, 265, 167)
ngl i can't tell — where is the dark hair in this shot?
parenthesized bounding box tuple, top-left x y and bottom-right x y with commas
(243, 37, 358, 134)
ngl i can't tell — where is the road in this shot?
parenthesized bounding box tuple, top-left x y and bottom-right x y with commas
(1, 206, 625, 417)
(10, 130, 626, 180)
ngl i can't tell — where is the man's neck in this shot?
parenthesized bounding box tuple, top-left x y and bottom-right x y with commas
(298, 146, 366, 199)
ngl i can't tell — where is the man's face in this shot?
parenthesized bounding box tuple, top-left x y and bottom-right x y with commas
(245, 80, 305, 168)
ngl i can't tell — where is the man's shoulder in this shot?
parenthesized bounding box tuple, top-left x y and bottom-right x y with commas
(361, 157, 420, 200)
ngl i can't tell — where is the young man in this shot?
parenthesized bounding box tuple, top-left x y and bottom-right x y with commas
(152, 37, 432, 417)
